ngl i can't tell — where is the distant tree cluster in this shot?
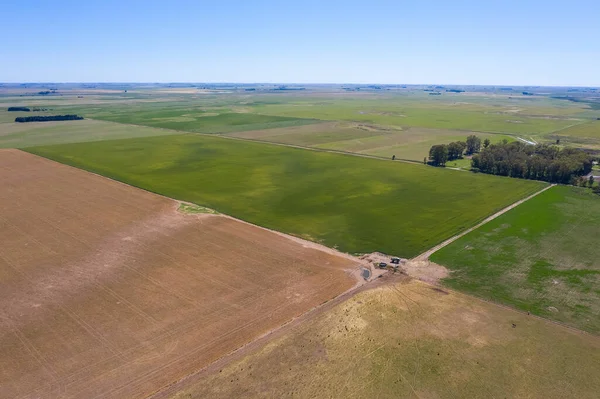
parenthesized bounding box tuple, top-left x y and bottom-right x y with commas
(428, 140, 468, 166)
(15, 115, 83, 123)
(471, 141, 593, 183)
(428, 134, 487, 167)
(572, 175, 596, 189)
(466, 135, 481, 155)
(429, 145, 449, 166)
(8, 107, 30, 112)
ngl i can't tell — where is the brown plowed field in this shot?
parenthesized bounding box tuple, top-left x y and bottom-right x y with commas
(0, 149, 359, 399)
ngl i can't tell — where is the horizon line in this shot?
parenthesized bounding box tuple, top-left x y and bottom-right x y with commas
(1, 82, 599, 89)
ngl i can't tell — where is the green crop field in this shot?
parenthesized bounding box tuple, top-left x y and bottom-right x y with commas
(93, 110, 318, 133)
(230, 123, 515, 162)
(0, 118, 179, 148)
(38, 100, 320, 134)
(251, 96, 584, 135)
(228, 121, 395, 147)
(554, 120, 600, 139)
(317, 128, 515, 161)
(431, 185, 600, 333)
(5, 88, 598, 157)
(28, 134, 544, 258)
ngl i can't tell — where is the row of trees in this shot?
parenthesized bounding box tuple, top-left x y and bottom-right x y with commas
(15, 115, 83, 123)
(471, 141, 594, 184)
(428, 135, 485, 166)
(8, 107, 30, 112)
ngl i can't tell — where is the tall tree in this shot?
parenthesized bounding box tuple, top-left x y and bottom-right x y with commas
(429, 144, 449, 166)
(447, 141, 466, 160)
(466, 135, 482, 155)
(483, 138, 490, 148)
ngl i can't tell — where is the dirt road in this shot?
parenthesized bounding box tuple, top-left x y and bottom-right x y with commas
(411, 183, 556, 261)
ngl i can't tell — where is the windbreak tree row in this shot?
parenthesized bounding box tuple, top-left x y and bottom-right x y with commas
(471, 141, 594, 184)
(15, 115, 84, 123)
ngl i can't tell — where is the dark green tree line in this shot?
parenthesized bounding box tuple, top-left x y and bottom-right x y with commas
(15, 115, 84, 123)
(471, 141, 593, 184)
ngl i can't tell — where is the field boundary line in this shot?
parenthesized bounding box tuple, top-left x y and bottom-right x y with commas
(412, 183, 556, 261)
(84, 118, 430, 166)
(146, 274, 400, 399)
(212, 133, 425, 165)
(85, 118, 552, 171)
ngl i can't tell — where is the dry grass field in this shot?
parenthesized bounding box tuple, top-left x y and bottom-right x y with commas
(0, 150, 359, 399)
(169, 279, 600, 399)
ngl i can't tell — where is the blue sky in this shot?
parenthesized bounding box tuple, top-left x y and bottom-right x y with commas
(2, 0, 599, 85)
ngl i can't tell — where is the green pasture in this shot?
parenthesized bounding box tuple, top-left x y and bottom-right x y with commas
(228, 122, 397, 147)
(96, 110, 317, 133)
(0, 118, 178, 148)
(231, 123, 516, 162)
(252, 98, 584, 135)
(551, 120, 600, 138)
(316, 128, 515, 161)
(6, 91, 595, 151)
(28, 134, 544, 258)
(432, 185, 600, 333)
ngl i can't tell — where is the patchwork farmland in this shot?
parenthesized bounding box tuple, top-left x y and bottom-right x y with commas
(0, 149, 359, 399)
(27, 133, 545, 258)
(1, 84, 599, 398)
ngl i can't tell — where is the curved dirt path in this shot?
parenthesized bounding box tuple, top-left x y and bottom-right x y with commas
(412, 183, 556, 261)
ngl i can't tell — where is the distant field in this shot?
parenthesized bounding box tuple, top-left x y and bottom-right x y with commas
(317, 127, 514, 161)
(554, 120, 600, 138)
(169, 279, 600, 399)
(253, 98, 583, 135)
(64, 101, 321, 133)
(28, 134, 544, 258)
(0, 149, 357, 399)
(97, 111, 318, 133)
(4, 91, 596, 152)
(432, 186, 600, 333)
(0, 118, 178, 148)
(229, 123, 515, 161)
(227, 121, 396, 147)
(0, 109, 36, 123)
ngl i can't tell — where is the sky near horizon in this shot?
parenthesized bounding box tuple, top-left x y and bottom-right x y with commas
(2, 0, 599, 86)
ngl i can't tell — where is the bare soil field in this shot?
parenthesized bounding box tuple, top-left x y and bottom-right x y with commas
(0, 149, 359, 399)
(168, 279, 600, 399)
